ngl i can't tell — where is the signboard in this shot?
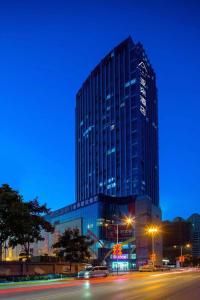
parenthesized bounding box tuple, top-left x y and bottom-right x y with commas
(179, 255, 185, 263)
(105, 225, 134, 240)
(111, 254, 128, 260)
(138, 61, 148, 117)
(112, 244, 122, 256)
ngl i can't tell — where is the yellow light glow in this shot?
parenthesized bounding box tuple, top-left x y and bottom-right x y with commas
(186, 243, 191, 248)
(146, 225, 160, 235)
(124, 216, 135, 226)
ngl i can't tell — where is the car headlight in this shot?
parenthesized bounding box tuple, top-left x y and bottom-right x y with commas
(84, 272, 90, 278)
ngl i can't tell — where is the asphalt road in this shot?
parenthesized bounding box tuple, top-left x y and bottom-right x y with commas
(1, 269, 200, 300)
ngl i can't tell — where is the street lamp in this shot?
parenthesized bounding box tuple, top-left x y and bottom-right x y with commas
(146, 225, 160, 268)
(123, 216, 136, 270)
(123, 216, 135, 226)
(174, 243, 192, 267)
(106, 215, 135, 274)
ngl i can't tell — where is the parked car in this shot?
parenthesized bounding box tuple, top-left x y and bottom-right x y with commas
(77, 266, 109, 279)
(18, 252, 32, 262)
(139, 264, 155, 272)
(139, 264, 171, 272)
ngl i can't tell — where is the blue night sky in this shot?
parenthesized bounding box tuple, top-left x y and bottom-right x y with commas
(0, 0, 200, 220)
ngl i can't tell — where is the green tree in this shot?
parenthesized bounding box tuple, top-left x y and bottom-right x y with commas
(9, 198, 54, 259)
(0, 184, 22, 261)
(53, 228, 93, 268)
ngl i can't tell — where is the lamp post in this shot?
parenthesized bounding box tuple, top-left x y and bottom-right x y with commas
(116, 223, 119, 275)
(107, 215, 135, 274)
(174, 243, 191, 267)
(146, 225, 160, 268)
(123, 216, 136, 270)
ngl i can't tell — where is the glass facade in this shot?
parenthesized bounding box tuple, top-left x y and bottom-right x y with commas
(46, 194, 137, 269)
(76, 37, 159, 206)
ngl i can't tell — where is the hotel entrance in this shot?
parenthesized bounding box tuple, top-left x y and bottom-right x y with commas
(112, 261, 129, 271)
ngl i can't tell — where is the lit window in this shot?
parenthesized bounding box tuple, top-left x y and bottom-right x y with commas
(140, 96, 146, 107)
(140, 106, 146, 116)
(111, 124, 115, 130)
(108, 177, 115, 183)
(106, 94, 111, 100)
(140, 86, 146, 97)
(107, 182, 116, 189)
(124, 78, 136, 88)
(140, 77, 146, 87)
(83, 125, 94, 137)
(87, 224, 93, 229)
(107, 148, 116, 155)
(130, 78, 136, 85)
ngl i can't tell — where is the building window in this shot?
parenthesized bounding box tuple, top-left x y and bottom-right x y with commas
(107, 148, 116, 155)
(124, 78, 136, 88)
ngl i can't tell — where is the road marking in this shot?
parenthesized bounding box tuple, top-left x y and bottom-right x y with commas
(151, 269, 197, 277)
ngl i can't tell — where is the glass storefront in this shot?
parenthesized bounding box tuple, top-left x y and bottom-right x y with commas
(46, 194, 137, 265)
(112, 261, 129, 271)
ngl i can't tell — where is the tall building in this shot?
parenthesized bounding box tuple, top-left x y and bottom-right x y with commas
(76, 37, 159, 206)
(188, 214, 200, 258)
(23, 37, 162, 269)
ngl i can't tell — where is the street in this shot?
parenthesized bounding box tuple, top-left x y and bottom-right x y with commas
(1, 269, 200, 300)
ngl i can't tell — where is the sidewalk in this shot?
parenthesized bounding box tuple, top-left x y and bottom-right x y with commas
(0, 277, 75, 289)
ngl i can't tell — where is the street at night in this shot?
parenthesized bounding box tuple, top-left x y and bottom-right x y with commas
(1, 1, 200, 299)
(1, 270, 200, 300)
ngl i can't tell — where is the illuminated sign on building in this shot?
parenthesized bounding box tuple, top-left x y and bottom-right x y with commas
(112, 244, 122, 256)
(138, 61, 148, 117)
(111, 254, 127, 260)
(105, 225, 134, 240)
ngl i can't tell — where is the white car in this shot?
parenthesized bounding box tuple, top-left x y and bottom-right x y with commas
(139, 264, 155, 272)
(139, 264, 170, 272)
(77, 266, 109, 279)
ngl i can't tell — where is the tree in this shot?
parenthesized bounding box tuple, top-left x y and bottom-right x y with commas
(9, 198, 54, 259)
(53, 228, 93, 268)
(0, 184, 22, 261)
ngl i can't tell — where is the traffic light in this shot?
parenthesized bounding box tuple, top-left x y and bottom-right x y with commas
(113, 244, 122, 256)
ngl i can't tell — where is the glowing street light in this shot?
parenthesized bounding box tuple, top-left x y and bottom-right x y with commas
(104, 215, 135, 274)
(146, 225, 160, 235)
(173, 243, 192, 267)
(146, 225, 160, 268)
(123, 216, 135, 226)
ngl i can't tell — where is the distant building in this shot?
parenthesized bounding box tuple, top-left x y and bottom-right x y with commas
(162, 218, 192, 264)
(188, 214, 200, 258)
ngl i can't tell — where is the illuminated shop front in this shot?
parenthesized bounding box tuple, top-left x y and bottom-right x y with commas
(110, 253, 137, 271)
(112, 261, 129, 271)
(43, 194, 162, 268)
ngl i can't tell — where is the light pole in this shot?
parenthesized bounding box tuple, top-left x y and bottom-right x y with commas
(174, 243, 191, 267)
(146, 225, 160, 268)
(123, 216, 136, 270)
(116, 223, 119, 275)
(107, 216, 135, 274)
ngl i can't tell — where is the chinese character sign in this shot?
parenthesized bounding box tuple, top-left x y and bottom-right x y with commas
(113, 244, 122, 256)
